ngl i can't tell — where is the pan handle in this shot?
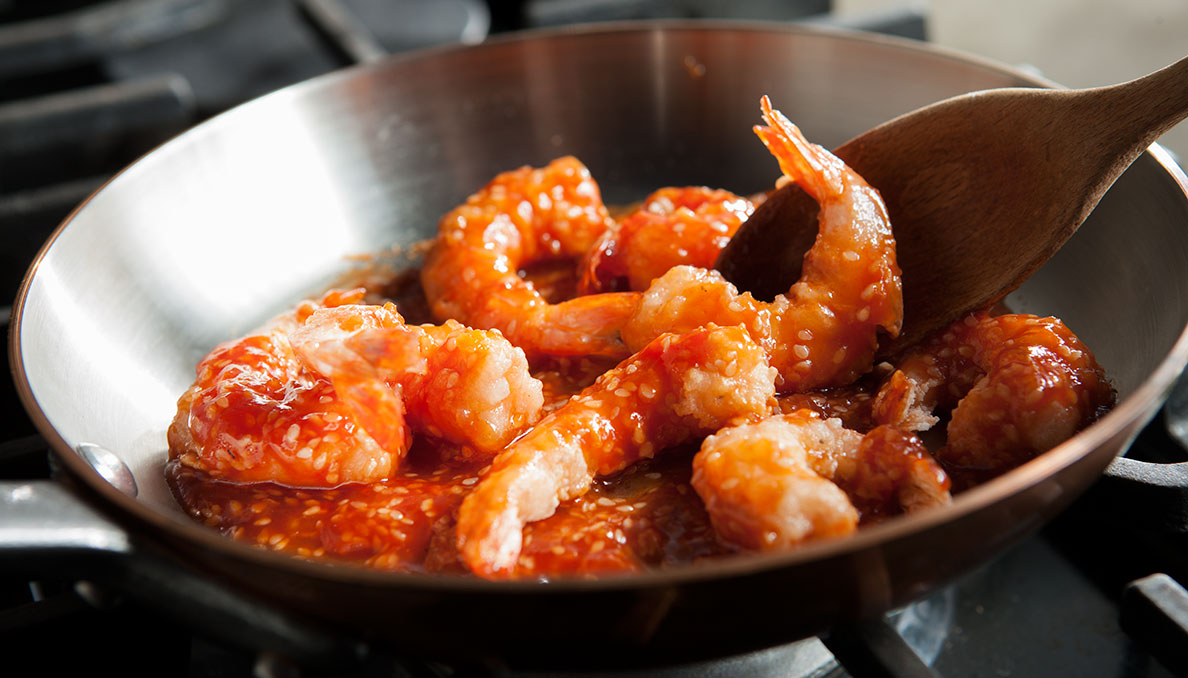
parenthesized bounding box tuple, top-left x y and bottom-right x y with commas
(0, 480, 131, 573)
(0, 480, 366, 669)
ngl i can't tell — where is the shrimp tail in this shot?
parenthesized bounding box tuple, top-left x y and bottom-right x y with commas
(536, 292, 641, 358)
(753, 95, 846, 200)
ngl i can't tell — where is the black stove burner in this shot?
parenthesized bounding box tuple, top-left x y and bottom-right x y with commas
(2, 2, 1185, 677)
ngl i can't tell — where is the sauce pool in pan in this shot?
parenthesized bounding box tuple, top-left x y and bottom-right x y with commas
(167, 325, 736, 577)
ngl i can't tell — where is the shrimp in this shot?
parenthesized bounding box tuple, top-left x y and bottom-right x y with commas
(455, 324, 778, 578)
(293, 309, 544, 456)
(835, 425, 953, 518)
(691, 410, 949, 551)
(872, 311, 1115, 474)
(168, 293, 407, 487)
(622, 97, 902, 392)
(168, 292, 544, 488)
(420, 156, 640, 359)
(578, 186, 754, 293)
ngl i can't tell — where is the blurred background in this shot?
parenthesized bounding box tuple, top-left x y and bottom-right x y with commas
(846, 0, 1188, 163)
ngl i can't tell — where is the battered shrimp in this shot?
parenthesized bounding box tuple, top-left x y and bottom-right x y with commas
(872, 311, 1115, 474)
(456, 324, 778, 578)
(836, 425, 953, 518)
(168, 293, 407, 487)
(168, 293, 544, 488)
(578, 186, 754, 293)
(622, 97, 902, 392)
(293, 309, 544, 455)
(691, 410, 949, 551)
(421, 156, 640, 359)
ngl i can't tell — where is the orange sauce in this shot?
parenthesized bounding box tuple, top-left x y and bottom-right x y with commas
(167, 441, 733, 578)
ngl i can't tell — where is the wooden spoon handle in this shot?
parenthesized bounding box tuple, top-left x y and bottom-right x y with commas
(1090, 54, 1188, 150)
(1072, 54, 1188, 196)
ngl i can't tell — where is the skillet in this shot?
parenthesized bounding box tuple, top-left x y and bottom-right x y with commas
(8, 22, 1188, 670)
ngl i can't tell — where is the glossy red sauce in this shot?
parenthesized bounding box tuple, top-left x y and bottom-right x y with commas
(167, 269, 737, 578)
(167, 442, 732, 578)
(168, 259, 1045, 578)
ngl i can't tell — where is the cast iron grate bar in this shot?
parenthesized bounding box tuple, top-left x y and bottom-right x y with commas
(1120, 573, 1188, 675)
(0, 175, 104, 227)
(0, 73, 196, 192)
(822, 617, 941, 678)
(0, 72, 194, 154)
(0, 0, 228, 78)
(294, 0, 386, 67)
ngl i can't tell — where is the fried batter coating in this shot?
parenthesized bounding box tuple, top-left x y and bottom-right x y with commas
(170, 292, 543, 488)
(578, 186, 753, 293)
(421, 155, 640, 359)
(692, 410, 949, 550)
(873, 311, 1114, 474)
(456, 324, 777, 578)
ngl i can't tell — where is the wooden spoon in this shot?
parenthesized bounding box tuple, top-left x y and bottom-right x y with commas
(716, 55, 1188, 357)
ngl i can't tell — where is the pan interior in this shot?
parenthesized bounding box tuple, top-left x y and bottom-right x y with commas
(15, 25, 1188, 541)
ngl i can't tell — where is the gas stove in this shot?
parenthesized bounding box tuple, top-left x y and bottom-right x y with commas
(2, 2, 1187, 676)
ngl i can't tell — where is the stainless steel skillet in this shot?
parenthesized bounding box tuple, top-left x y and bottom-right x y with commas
(8, 21, 1188, 671)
